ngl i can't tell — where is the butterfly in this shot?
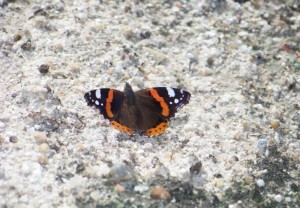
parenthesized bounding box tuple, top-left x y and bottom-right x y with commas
(84, 83, 191, 136)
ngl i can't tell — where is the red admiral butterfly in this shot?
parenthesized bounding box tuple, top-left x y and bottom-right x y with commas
(84, 83, 191, 136)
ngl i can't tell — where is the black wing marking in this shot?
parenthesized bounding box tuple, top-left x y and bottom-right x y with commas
(84, 88, 125, 120)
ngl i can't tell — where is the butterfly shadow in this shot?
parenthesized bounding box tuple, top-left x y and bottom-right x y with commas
(115, 131, 174, 147)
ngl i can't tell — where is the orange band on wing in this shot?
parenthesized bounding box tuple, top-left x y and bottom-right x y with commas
(146, 121, 168, 136)
(149, 89, 169, 116)
(110, 121, 134, 135)
(106, 89, 114, 118)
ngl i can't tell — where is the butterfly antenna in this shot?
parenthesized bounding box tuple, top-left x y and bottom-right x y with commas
(111, 67, 139, 89)
(126, 61, 145, 85)
(115, 76, 125, 86)
(114, 63, 144, 87)
(127, 67, 140, 85)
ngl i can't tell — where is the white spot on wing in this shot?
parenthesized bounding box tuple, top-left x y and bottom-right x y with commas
(174, 99, 179, 104)
(95, 100, 99, 105)
(167, 87, 175, 97)
(96, 89, 101, 99)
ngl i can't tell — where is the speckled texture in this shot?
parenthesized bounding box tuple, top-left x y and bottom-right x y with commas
(0, 0, 299, 207)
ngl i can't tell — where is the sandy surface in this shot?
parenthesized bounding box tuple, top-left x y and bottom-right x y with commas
(0, 0, 299, 207)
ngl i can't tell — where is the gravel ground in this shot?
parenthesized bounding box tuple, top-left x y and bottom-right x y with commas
(0, 0, 299, 207)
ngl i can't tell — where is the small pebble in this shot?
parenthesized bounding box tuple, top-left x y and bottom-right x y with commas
(257, 139, 267, 149)
(76, 143, 85, 151)
(274, 194, 283, 202)
(34, 124, 42, 130)
(199, 68, 213, 76)
(114, 184, 125, 193)
(190, 161, 202, 174)
(150, 187, 172, 201)
(38, 64, 50, 74)
(134, 184, 149, 193)
(242, 121, 250, 130)
(233, 132, 242, 140)
(82, 167, 95, 178)
(21, 163, 31, 175)
(0, 121, 5, 129)
(124, 5, 131, 13)
(192, 174, 206, 188)
(0, 136, 5, 145)
(38, 156, 49, 165)
(143, 47, 168, 63)
(39, 143, 50, 153)
(68, 63, 81, 73)
(214, 193, 223, 201)
(214, 173, 223, 178)
(34, 131, 47, 143)
(270, 120, 280, 129)
(256, 179, 265, 187)
(76, 163, 85, 174)
(21, 39, 33, 51)
(257, 139, 267, 156)
(9, 136, 18, 143)
(90, 191, 101, 201)
(215, 179, 224, 188)
(243, 176, 252, 184)
(13, 34, 22, 42)
(55, 2, 65, 12)
(274, 132, 280, 145)
(139, 31, 151, 39)
(109, 164, 135, 182)
(174, 1, 182, 8)
(122, 28, 134, 39)
(206, 57, 214, 67)
(290, 183, 299, 192)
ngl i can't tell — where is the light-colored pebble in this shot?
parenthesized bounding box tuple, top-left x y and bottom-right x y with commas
(34, 131, 48, 143)
(76, 143, 85, 151)
(143, 47, 168, 62)
(109, 164, 135, 182)
(150, 187, 172, 201)
(38, 156, 49, 165)
(0, 121, 5, 129)
(215, 179, 224, 188)
(114, 184, 125, 193)
(271, 120, 280, 129)
(39, 143, 50, 153)
(256, 179, 265, 187)
(134, 184, 149, 193)
(90, 191, 101, 201)
(68, 63, 81, 74)
(285, 197, 291, 202)
(274, 194, 283, 202)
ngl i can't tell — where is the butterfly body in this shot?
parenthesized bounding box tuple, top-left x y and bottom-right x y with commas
(84, 83, 191, 136)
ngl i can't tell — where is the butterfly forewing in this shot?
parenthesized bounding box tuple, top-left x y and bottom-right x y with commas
(153, 87, 190, 117)
(136, 87, 191, 119)
(137, 87, 191, 118)
(84, 88, 125, 120)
